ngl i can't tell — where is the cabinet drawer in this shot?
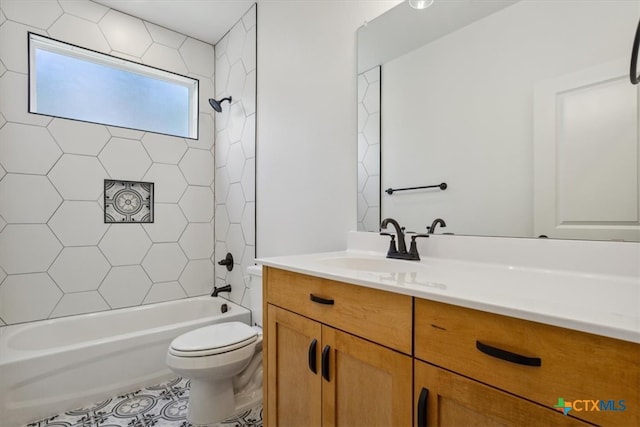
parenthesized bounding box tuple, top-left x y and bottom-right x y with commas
(264, 267, 412, 354)
(415, 298, 639, 426)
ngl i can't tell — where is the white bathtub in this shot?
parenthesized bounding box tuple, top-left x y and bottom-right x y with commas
(0, 296, 250, 427)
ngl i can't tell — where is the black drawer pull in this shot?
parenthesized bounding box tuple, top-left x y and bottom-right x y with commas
(417, 387, 429, 427)
(310, 294, 334, 305)
(308, 338, 318, 374)
(476, 341, 541, 367)
(321, 345, 331, 381)
(631, 19, 640, 84)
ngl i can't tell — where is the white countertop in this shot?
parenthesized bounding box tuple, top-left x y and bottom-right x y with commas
(257, 247, 640, 344)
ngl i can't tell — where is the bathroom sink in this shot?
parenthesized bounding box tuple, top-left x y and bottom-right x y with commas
(317, 256, 428, 273)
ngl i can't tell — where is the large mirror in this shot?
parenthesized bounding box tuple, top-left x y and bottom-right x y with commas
(357, 0, 640, 242)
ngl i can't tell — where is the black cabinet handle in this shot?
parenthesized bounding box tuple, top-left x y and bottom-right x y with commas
(321, 345, 330, 381)
(631, 19, 640, 84)
(310, 294, 334, 305)
(476, 341, 541, 367)
(417, 387, 429, 427)
(308, 338, 318, 374)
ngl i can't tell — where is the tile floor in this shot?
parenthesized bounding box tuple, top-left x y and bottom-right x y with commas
(25, 378, 263, 427)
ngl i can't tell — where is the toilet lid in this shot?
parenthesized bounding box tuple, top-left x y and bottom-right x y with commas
(170, 322, 257, 356)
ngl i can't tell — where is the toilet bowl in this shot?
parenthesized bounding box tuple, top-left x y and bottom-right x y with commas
(166, 321, 263, 426)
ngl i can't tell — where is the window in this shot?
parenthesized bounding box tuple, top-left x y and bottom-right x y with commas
(28, 33, 199, 139)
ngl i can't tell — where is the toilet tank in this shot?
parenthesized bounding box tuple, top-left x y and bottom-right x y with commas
(246, 265, 263, 327)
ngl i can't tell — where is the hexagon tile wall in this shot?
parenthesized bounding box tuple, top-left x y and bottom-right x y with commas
(357, 66, 381, 232)
(0, 0, 256, 326)
(214, 5, 257, 307)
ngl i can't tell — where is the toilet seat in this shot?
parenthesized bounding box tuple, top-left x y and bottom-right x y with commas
(169, 322, 258, 358)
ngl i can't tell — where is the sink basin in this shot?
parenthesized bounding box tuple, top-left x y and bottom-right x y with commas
(317, 256, 427, 273)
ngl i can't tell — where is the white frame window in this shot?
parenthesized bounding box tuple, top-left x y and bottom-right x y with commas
(28, 33, 199, 139)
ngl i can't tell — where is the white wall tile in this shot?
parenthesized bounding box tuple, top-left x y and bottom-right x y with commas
(58, 0, 108, 22)
(99, 9, 151, 57)
(179, 148, 214, 185)
(215, 167, 231, 204)
(48, 201, 108, 246)
(49, 14, 110, 53)
(99, 138, 152, 180)
(99, 224, 152, 266)
(241, 202, 256, 246)
(215, 129, 231, 167)
(99, 265, 152, 309)
(226, 224, 246, 261)
(0, 73, 52, 126)
(142, 43, 188, 75)
(225, 183, 245, 222)
(191, 113, 214, 150)
(141, 132, 187, 164)
(142, 243, 188, 282)
(0, 273, 62, 323)
(1, 0, 62, 29)
(144, 21, 186, 49)
(241, 158, 255, 202)
(49, 246, 110, 292)
(48, 155, 107, 200)
(141, 203, 187, 242)
(215, 54, 231, 97)
(143, 164, 188, 203)
(0, 225, 62, 274)
(180, 37, 215, 77)
(225, 22, 246, 65)
(226, 102, 246, 143)
(0, 0, 221, 326)
(242, 72, 256, 116)
(48, 119, 111, 156)
(180, 223, 214, 259)
(50, 291, 110, 318)
(0, 122, 61, 174)
(179, 186, 214, 223)
(106, 126, 145, 140)
(226, 144, 245, 183)
(0, 21, 36, 74)
(143, 281, 187, 304)
(0, 174, 61, 223)
(179, 259, 214, 296)
(227, 62, 247, 102)
(215, 204, 230, 242)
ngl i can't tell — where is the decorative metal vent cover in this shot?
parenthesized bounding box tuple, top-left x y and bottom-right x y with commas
(104, 179, 154, 223)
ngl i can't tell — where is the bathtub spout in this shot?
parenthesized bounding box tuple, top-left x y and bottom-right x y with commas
(211, 284, 232, 297)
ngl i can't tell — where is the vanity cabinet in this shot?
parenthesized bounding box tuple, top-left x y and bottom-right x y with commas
(414, 360, 591, 426)
(414, 298, 639, 426)
(263, 267, 413, 426)
(263, 266, 639, 426)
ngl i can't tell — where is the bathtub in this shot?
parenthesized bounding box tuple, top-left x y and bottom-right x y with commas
(0, 296, 250, 427)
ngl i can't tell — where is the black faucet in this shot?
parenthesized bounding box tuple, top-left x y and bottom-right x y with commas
(380, 218, 429, 261)
(428, 218, 447, 234)
(211, 284, 232, 297)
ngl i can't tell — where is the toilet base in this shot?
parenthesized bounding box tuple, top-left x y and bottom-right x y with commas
(186, 379, 263, 427)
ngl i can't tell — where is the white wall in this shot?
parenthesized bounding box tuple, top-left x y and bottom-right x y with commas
(256, 0, 399, 257)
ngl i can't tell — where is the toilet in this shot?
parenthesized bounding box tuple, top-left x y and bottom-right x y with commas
(166, 266, 263, 426)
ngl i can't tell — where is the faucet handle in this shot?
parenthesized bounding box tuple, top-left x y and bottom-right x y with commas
(380, 232, 398, 255)
(408, 234, 430, 260)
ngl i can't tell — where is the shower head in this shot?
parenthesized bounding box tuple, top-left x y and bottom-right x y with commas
(208, 96, 232, 112)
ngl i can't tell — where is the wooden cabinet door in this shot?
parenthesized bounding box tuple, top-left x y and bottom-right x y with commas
(266, 304, 322, 427)
(414, 360, 592, 427)
(322, 326, 412, 427)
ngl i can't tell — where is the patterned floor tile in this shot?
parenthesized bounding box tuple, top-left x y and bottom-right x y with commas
(25, 378, 263, 427)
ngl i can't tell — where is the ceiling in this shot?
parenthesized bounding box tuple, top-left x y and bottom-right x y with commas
(93, 0, 255, 45)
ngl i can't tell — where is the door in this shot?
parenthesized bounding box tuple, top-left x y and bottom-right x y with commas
(322, 326, 412, 427)
(534, 58, 640, 241)
(266, 304, 322, 427)
(415, 360, 592, 427)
